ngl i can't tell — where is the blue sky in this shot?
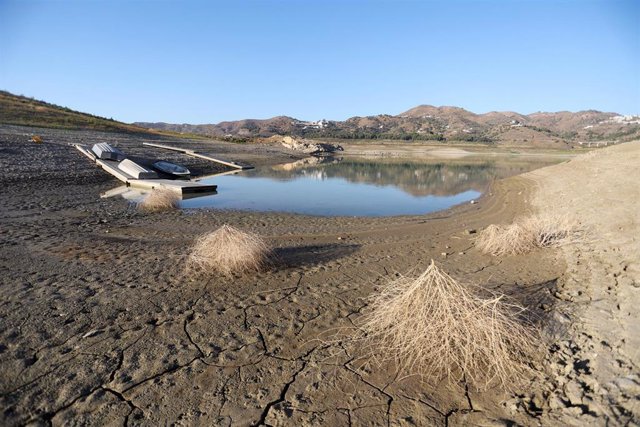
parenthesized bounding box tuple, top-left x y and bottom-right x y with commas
(1, 0, 638, 123)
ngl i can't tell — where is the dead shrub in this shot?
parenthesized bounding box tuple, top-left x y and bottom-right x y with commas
(474, 223, 535, 256)
(475, 214, 583, 256)
(523, 215, 583, 248)
(138, 189, 180, 212)
(187, 224, 271, 276)
(357, 261, 538, 390)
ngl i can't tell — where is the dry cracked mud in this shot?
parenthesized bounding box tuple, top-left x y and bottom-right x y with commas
(1, 125, 637, 426)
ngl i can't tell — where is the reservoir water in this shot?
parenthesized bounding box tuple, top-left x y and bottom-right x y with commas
(177, 155, 563, 216)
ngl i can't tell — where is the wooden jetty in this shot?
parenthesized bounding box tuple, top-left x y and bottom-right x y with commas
(142, 142, 254, 170)
(194, 169, 242, 180)
(75, 145, 217, 195)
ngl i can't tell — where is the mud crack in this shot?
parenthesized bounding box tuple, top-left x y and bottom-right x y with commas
(251, 360, 309, 427)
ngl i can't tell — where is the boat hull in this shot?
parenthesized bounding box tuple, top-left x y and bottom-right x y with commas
(152, 161, 191, 178)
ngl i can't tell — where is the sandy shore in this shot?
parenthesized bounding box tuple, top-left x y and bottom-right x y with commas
(523, 142, 640, 425)
(0, 125, 637, 426)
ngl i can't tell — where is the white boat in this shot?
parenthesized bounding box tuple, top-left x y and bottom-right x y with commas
(91, 143, 125, 161)
(152, 160, 191, 178)
(117, 159, 158, 179)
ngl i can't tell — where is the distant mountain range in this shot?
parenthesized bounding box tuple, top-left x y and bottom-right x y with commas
(1, 90, 637, 147)
(136, 105, 640, 147)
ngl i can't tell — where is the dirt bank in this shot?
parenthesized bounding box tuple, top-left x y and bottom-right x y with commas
(1, 125, 633, 426)
(521, 142, 640, 425)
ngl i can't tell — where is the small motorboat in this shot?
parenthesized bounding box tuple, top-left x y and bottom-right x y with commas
(152, 160, 191, 178)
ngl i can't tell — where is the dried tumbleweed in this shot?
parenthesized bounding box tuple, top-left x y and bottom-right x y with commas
(138, 189, 180, 212)
(187, 224, 271, 276)
(475, 214, 584, 256)
(357, 261, 538, 390)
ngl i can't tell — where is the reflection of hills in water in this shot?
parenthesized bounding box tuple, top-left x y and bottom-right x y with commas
(256, 156, 561, 197)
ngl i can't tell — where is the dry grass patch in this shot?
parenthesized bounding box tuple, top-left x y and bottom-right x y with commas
(357, 261, 538, 390)
(524, 215, 583, 248)
(474, 223, 534, 256)
(187, 224, 271, 276)
(572, 149, 600, 162)
(138, 189, 181, 212)
(475, 214, 583, 256)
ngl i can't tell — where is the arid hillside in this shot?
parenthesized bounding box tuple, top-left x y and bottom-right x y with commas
(137, 105, 640, 147)
(3, 89, 637, 147)
(0, 91, 181, 137)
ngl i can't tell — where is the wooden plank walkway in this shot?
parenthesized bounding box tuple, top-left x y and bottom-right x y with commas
(75, 145, 217, 195)
(194, 169, 242, 181)
(142, 142, 254, 170)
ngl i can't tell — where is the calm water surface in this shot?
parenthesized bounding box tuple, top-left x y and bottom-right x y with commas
(178, 156, 563, 216)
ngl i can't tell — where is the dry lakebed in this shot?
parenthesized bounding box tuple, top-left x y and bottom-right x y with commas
(0, 125, 638, 426)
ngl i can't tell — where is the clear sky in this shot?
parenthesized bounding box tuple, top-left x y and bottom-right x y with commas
(1, 0, 638, 123)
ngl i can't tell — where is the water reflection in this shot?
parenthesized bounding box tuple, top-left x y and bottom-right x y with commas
(255, 156, 560, 196)
(177, 155, 562, 216)
(262, 157, 493, 196)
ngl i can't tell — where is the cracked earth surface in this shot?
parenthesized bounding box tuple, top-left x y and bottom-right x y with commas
(4, 126, 634, 426)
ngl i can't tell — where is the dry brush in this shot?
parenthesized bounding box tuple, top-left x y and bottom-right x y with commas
(138, 189, 181, 212)
(475, 214, 583, 256)
(355, 261, 539, 390)
(187, 224, 271, 276)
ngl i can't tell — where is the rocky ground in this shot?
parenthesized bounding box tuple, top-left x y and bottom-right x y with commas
(0, 125, 636, 426)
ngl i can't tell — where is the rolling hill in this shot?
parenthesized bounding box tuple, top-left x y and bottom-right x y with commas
(137, 105, 640, 147)
(2, 90, 637, 146)
(0, 91, 167, 135)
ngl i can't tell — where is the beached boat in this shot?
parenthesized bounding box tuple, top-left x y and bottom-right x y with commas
(152, 160, 191, 178)
(117, 159, 158, 179)
(91, 143, 125, 161)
